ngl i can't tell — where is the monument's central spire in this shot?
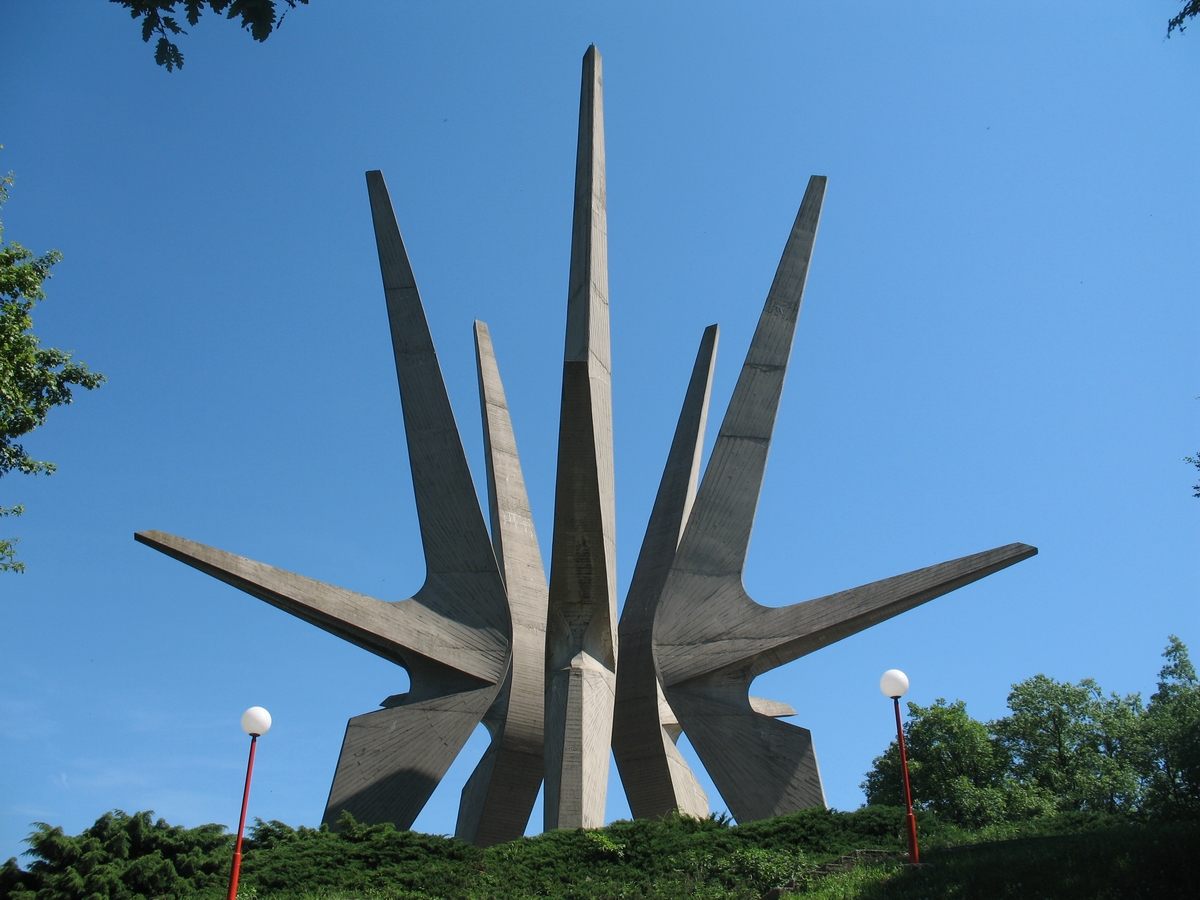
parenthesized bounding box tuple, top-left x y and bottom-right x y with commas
(544, 42, 619, 832)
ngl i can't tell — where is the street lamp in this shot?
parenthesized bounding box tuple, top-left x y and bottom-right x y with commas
(879, 669, 919, 865)
(228, 706, 271, 900)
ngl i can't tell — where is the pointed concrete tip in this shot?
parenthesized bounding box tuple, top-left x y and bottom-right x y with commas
(584, 44, 599, 58)
(474, 319, 490, 336)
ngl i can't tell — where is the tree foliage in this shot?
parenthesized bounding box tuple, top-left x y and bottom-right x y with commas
(1169, 1, 1200, 35)
(113, 0, 310, 71)
(993, 675, 1144, 815)
(1142, 635, 1200, 815)
(4, 807, 925, 899)
(863, 698, 1019, 828)
(7, 804, 1197, 899)
(1, 164, 104, 572)
(863, 636, 1200, 827)
(2, 810, 230, 899)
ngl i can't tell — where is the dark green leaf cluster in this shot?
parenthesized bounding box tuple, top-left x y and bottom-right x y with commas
(113, 1, 310, 71)
(478, 812, 754, 898)
(2, 810, 231, 899)
(1169, 1, 1200, 35)
(239, 814, 480, 898)
(1, 165, 105, 573)
(3, 807, 937, 899)
(7, 801, 1199, 899)
(862, 636, 1200, 826)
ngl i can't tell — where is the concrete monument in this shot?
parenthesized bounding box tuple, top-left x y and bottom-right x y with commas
(137, 45, 1036, 845)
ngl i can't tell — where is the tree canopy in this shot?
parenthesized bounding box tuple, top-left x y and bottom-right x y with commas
(0, 165, 104, 572)
(1142, 635, 1200, 814)
(863, 636, 1200, 827)
(113, 0, 310, 71)
(1170, 1, 1200, 35)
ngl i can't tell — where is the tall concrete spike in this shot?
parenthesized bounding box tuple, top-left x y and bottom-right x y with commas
(323, 172, 511, 829)
(364, 172, 506, 620)
(654, 176, 1039, 823)
(454, 321, 548, 846)
(613, 325, 718, 820)
(544, 44, 618, 831)
(136, 171, 512, 835)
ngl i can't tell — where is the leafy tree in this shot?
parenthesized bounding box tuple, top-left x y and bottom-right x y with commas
(993, 674, 1143, 815)
(114, 0, 310, 71)
(862, 698, 1042, 827)
(1186, 451, 1200, 499)
(1170, 1, 1200, 35)
(859, 646, 1200, 824)
(1, 164, 104, 573)
(1141, 635, 1200, 815)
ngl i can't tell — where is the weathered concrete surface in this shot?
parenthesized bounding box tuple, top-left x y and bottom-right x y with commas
(613, 325, 717, 820)
(652, 175, 1038, 823)
(454, 321, 548, 847)
(544, 44, 617, 831)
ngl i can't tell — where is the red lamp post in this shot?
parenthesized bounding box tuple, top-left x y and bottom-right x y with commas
(228, 706, 271, 900)
(880, 670, 919, 865)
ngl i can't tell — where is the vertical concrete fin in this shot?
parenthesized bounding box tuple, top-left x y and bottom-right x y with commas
(455, 320, 548, 846)
(613, 325, 717, 818)
(564, 44, 609, 369)
(544, 44, 618, 831)
(473, 320, 549, 596)
(628, 324, 719, 592)
(679, 175, 825, 582)
(364, 171, 501, 615)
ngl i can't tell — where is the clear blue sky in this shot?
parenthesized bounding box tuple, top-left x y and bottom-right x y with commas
(2, 1, 1196, 861)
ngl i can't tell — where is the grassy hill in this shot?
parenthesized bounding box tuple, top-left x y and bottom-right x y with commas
(4, 807, 1197, 898)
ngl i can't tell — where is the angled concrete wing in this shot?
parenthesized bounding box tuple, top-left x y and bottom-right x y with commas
(544, 44, 618, 830)
(454, 321, 548, 847)
(136, 170, 511, 834)
(133, 531, 504, 684)
(613, 325, 717, 820)
(653, 175, 1039, 823)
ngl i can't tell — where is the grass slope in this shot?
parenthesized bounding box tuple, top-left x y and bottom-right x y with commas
(5, 807, 1197, 898)
(803, 818, 1200, 899)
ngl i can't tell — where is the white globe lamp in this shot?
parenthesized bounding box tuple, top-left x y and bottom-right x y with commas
(879, 669, 909, 699)
(241, 706, 273, 737)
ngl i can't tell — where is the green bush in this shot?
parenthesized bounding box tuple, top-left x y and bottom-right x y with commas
(7, 806, 1198, 898)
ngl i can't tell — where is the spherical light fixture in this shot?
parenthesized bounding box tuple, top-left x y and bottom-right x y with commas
(879, 668, 909, 699)
(241, 706, 272, 737)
